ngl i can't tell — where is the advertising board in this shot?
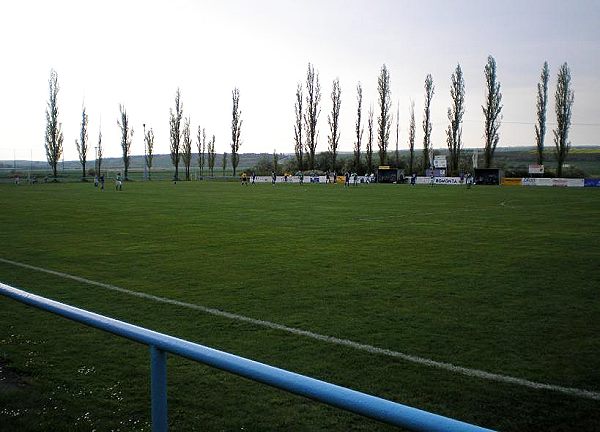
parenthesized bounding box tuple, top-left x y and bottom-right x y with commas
(555, 178, 584, 187)
(415, 176, 462, 185)
(501, 178, 522, 186)
(521, 178, 584, 187)
(433, 156, 447, 168)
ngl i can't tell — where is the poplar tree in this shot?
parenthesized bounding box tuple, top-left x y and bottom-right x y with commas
(117, 104, 133, 180)
(182, 117, 192, 181)
(197, 126, 206, 176)
(482, 56, 503, 168)
(408, 101, 416, 174)
(353, 82, 364, 172)
(377, 64, 392, 166)
(535, 62, 550, 165)
(553, 62, 574, 177)
(96, 128, 103, 176)
(44, 69, 63, 179)
(446, 64, 465, 175)
(208, 135, 216, 176)
(294, 82, 304, 171)
(303, 63, 321, 170)
(327, 78, 342, 172)
(145, 127, 154, 180)
(169, 88, 183, 181)
(422, 74, 434, 172)
(366, 106, 374, 174)
(75, 105, 88, 179)
(231, 87, 242, 176)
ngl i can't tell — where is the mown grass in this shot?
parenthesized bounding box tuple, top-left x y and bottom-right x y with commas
(1, 181, 599, 431)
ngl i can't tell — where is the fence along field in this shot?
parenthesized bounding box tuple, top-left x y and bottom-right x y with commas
(1, 181, 599, 431)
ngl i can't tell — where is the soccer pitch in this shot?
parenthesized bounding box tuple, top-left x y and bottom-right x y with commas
(1, 181, 599, 431)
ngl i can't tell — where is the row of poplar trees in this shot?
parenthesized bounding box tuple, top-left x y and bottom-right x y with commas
(43, 59, 573, 180)
(43, 73, 243, 180)
(292, 57, 575, 176)
(168, 87, 243, 180)
(166, 88, 222, 181)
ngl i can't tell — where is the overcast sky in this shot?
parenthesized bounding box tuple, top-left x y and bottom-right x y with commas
(1, 0, 599, 162)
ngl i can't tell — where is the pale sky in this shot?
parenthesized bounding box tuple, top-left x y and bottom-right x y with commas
(1, 0, 599, 162)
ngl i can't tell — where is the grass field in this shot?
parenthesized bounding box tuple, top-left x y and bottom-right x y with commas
(1, 180, 599, 431)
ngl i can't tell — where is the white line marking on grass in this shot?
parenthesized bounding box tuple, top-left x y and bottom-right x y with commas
(2, 256, 599, 401)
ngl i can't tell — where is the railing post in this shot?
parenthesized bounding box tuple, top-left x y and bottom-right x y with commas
(150, 345, 168, 432)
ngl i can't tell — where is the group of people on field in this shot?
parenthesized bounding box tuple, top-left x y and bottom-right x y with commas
(14, 169, 476, 190)
(238, 171, 479, 187)
(324, 171, 364, 186)
(12, 175, 51, 185)
(240, 172, 257, 185)
(92, 173, 122, 191)
(242, 171, 364, 186)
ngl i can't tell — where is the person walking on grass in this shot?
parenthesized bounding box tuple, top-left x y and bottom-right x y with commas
(271, 170, 276, 186)
(100, 174, 105, 191)
(116, 172, 123, 191)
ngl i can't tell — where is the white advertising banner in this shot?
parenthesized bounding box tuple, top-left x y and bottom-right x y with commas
(415, 176, 463, 185)
(433, 156, 447, 168)
(251, 176, 373, 184)
(521, 178, 584, 187)
(528, 164, 544, 174)
(253, 176, 309, 183)
(557, 178, 584, 187)
(251, 175, 320, 183)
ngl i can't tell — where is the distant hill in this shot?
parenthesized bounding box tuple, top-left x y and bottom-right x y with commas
(0, 152, 296, 172)
(2, 146, 600, 176)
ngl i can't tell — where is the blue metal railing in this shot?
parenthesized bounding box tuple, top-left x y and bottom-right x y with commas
(0, 282, 494, 432)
